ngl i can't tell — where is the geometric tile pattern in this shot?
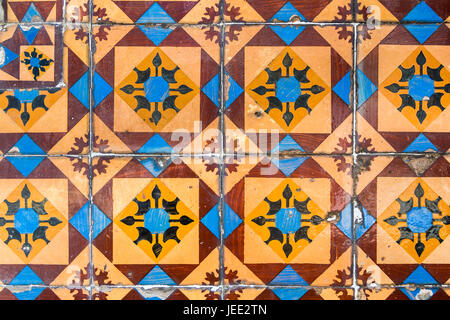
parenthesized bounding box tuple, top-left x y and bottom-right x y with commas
(0, 0, 448, 300)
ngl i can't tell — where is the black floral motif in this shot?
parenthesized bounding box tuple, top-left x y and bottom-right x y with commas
(120, 184, 194, 258)
(120, 53, 193, 126)
(385, 51, 450, 124)
(21, 48, 54, 81)
(251, 52, 325, 127)
(384, 183, 450, 257)
(251, 184, 325, 258)
(0, 184, 62, 257)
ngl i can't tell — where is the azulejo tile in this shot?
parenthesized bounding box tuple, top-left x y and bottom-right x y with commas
(0, 26, 89, 155)
(225, 25, 353, 155)
(0, 156, 89, 296)
(357, 24, 450, 153)
(92, 156, 220, 286)
(93, 25, 219, 154)
(3, 0, 64, 22)
(356, 155, 450, 299)
(223, 156, 354, 300)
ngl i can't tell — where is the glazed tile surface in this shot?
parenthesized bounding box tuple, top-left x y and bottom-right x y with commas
(0, 0, 448, 300)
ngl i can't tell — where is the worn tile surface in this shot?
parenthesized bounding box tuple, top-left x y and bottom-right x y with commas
(0, 0, 448, 300)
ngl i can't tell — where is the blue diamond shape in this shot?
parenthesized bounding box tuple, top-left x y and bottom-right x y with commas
(201, 204, 242, 240)
(335, 203, 375, 239)
(271, 135, 306, 176)
(10, 266, 44, 300)
(333, 72, 351, 105)
(70, 203, 111, 240)
(0, 45, 19, 68)
(402, 2, 442, 44)
(19, 3, 43, 44)
(70, 72, 112, 109)
(8, 135, 45, 177)
(137, 135, 173, 176)
(202, 73, 243, 108)
(401, 266, 438, 300)
(139, 266, 176, 286)
(404, 133, 437, 152)
(404, 24, 441, 44)
(270, 2, 306, 45)
(270, 266, 308, 300)
(202, 74, 220, 107)
(333, 70, 377, 107)
(137, 4, 175, 45)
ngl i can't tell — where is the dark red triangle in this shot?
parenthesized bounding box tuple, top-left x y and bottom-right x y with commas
(115, 158, 153, 178)
(69, 224, 88, 263)
(0, 288, 18, 300)
(36, 287, 60, 300)
(115, 264, 153, 285)
(68, 181, 88, 219)
(32, 26, 52, 45)
(114, 132, 154, 152)
(93, 180, 113, 218)
(292, 157, 331, 178)
(290, 26, 329, 46)
(0, 133, 23, 154)
(291, 133, 329, 153)
(225, 94, 245, 130)
(378, 264, 419, 284)
(379, 132, 421, 152)
(246, 264, 286, 284)
(27, 157, 66, 179)
(225, 223, 244, 261)
(199, 179, 219, 217)
(122, 289, 146, 300)
(199, 223, 218, 262)
(93, 223, 112, 261)
(116, 26, 155, 46)
(112, 1, 154, 22)
(27, 133, 66, 153)
(159, 265, 197, 285)
(159, 1, 199, 22)
(158, 160, 198, 179)
(379, 157, 415, 177)
(159, 27, 199, 47)
(291, 264, 331, 284)
(0, 265, 24, 284)
(330, 224, 352, 262)
(357, 224, 377, 261)
(381, 24, 420, 45)
(424, 133, 450, 152)
(167, 289, 189, 300)
(423, 156, 449, 177)
(30, 265, 66, 285)
(246, 26, 286, 46)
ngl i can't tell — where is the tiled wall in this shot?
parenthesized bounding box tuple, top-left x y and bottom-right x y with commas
(0, 0, 448, 300)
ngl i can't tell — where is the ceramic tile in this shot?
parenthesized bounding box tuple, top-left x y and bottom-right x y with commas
(0, 26, 89, 155)
(357, 24, 450, 153)
(3, 0, 64, 22)
(93, 25, 220, 154)
(0, 156, 89, 294)
(356, 155, 450, 297)
(224, 155, 354, 300)
(225, 25, 353, 155)
(92, 156, 220, 286)
(0, 0, 448, 302)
